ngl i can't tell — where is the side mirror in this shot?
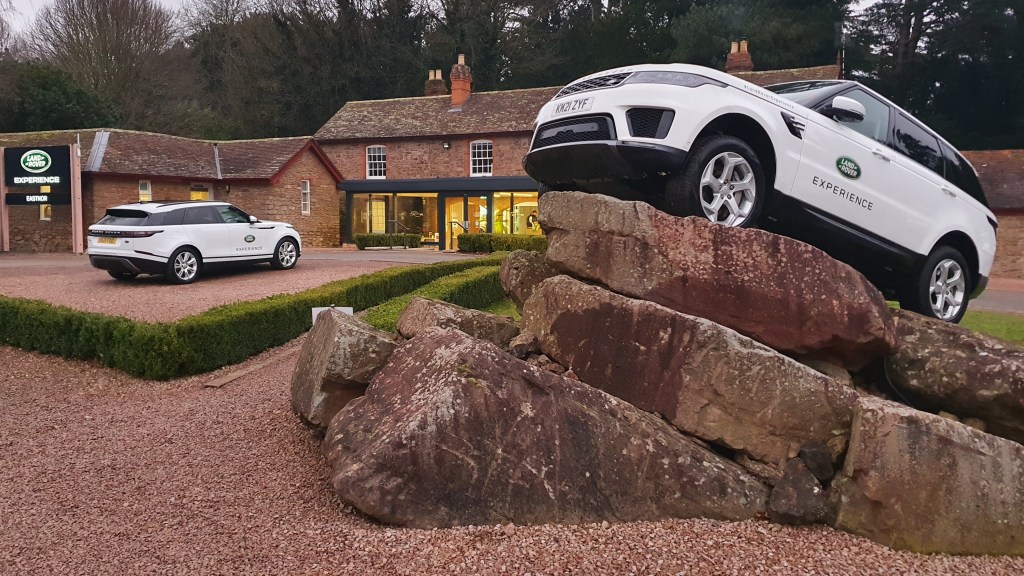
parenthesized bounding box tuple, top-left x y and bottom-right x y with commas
(249, 215, 259, 224)
(823, 96, 866, 123)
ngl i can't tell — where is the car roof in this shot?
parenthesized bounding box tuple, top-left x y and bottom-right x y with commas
(106, 201, 230, 213)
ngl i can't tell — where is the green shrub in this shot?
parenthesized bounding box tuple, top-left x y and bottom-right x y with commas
(457, 233, 546, 253)
(0, 253, 505, 380)
(363, 266, 505, 332)
(353, 233, 422, 249)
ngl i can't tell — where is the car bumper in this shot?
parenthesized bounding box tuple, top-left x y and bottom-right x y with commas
(524, 140, 688, 185)
(89, 255, 165, 275)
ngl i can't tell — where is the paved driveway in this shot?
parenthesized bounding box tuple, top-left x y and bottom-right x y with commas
(0, 248, 475, 323)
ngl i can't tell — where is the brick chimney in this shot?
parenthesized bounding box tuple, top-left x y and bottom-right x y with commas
(725, 39, 754, 73)
(425, 69, 447, 96)
(450, 54, 473, 108)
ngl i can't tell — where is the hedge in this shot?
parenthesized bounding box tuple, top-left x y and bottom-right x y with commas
(456, 233, 547, 254)
(363, 265, 505, 332)
(0, 253, 505, 380)
(353, 233, 422, 249)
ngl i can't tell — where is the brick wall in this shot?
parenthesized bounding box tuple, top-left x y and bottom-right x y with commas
(6, 204, 72, 252)
(992, 211, 1024, 279)
(321, 134, 531, 181)
(225, 150, 340, 247)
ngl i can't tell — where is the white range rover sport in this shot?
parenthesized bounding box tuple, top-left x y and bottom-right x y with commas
(88, 201, 301, 284)
(523, 63, 997, 323)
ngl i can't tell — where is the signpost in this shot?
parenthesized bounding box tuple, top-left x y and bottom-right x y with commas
(1, 144, 84, 254)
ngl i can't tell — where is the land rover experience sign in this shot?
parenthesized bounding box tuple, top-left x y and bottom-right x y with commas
(836, 156, 861, 180)
(3, 145, 73, 205)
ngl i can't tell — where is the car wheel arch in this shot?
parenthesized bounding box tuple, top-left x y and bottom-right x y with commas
(693, 112, 778, 191)
(930, 231, 980, 292)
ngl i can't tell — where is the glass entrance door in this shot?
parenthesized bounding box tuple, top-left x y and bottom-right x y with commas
(444, 196, 466, 250)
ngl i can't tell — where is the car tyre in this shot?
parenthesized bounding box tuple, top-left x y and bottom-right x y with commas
(665, 135, 766, 228)
(901, 245, 970, 323)
(167, 247, 200, 284)
(270, 237, 299, 270)
(107, 270, 138, 281)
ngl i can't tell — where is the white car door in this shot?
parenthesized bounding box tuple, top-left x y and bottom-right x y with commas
(182, 205, 231, 260)
(789, 88, 926, 254)
(214, 205, 274, 259)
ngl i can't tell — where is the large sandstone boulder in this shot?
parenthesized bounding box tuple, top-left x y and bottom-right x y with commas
(521, 275, 859, 467)
(396, 296, 519, 347)
(538, 191, 896, 370)
(499, 249, 559, 310)
(324, 327, 769, 529)
(291, 309, 401, 433)
(832, 397, 1024, 555)
(885, 308, 1024, 445)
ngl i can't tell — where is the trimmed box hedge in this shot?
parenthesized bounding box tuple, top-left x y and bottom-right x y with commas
(363, 265, 505, 332)
(456, 233, 547, 254)
(353, 233, 422, 249)
(0, 254, 504, 380)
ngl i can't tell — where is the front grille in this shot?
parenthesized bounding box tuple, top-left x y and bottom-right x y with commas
(626, 108, 673, 139)
(555, 73, 632, 99)
(531, 115, 615, 150)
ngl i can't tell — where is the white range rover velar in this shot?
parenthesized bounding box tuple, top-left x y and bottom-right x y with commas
(524, 63, 997, 323)
(87, 201, 302, 284)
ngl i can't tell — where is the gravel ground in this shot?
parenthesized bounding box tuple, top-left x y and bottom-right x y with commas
(2, 342, 1023, 576)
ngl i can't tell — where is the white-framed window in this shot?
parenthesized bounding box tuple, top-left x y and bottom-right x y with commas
(470, 140, 493, 177)
(39, 204, 52, 221)
(366, 145, 387, 179)
(138, 180, 152, 202)
(300, 180, 311, 215)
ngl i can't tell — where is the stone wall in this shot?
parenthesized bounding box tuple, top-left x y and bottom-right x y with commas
(6, 204, 72, 252)
(991, 211, 1023, 279)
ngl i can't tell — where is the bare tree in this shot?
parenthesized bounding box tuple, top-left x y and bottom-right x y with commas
(28, 0, 179, 126)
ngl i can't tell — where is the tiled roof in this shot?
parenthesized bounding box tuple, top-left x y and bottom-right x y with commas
(963, 150, 1024, 210)
(314, 87, 561, 141)
(731, 64, 841, 87)
(0, 129, 334, 182)
(216, 137, 311, 179)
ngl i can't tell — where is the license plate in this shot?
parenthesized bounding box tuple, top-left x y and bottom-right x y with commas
(552, 96, 594, 117)
(97, 237, 117, 245)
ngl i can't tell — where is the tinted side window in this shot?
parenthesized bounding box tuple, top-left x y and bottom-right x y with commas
(892, 114, 944, 177)
(156, 208, 186, 226)
(183, 206, 223, 225)
(941, 143, 989, 207)
(217, 205, 250, 223)
(834, 89, 890, 143)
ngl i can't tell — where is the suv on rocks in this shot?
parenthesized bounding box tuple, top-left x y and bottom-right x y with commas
(523, 64, 997, 323)
(87, 201, 301, 284)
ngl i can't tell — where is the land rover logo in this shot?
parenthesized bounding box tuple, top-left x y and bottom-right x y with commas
(20, 150, 52, 174)
(836, 156, 861, 180)
(244, 235, 255, 243)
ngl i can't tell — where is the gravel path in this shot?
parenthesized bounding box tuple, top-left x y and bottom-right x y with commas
(2, 343, 1023, 576)
(2, 250, 1022, 574)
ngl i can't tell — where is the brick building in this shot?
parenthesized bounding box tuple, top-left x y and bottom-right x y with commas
(0, 130, 342, 252)
(963, 150, 1024, 279)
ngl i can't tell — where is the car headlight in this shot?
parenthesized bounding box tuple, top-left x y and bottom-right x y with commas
(622, 71, 726, 88)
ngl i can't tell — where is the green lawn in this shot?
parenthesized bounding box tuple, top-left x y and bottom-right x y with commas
(483, 298, 520, 321)
(961, 309, 1024, 346)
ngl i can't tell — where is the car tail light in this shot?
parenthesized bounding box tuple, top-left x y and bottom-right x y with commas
(89, 230, 163, 238)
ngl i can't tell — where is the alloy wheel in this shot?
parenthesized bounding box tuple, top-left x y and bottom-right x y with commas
(929, 258, 966, 321)
(699, 152, 756, 227)
(174, 251, 198, 281)
(278, 241, 297, 268)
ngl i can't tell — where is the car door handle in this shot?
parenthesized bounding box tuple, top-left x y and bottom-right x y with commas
(872, 150, 891, 162)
